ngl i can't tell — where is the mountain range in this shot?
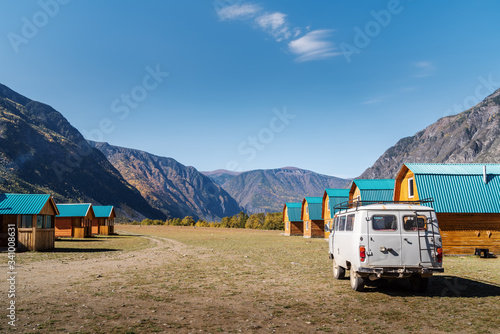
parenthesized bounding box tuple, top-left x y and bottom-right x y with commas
(360, 88, 500, 179)
(203, 168, 350, 213)
(2, 82, 500, 220)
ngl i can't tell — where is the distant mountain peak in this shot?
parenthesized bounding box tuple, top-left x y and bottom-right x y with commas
(360, 86, 500, 179)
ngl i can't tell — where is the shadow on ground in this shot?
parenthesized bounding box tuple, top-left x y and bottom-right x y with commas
(363, 275, 500, 297)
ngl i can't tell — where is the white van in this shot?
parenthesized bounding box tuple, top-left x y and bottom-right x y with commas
(327, 202, 444, 292)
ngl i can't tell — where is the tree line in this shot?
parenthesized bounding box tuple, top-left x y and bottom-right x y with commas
(131, 211, 284, 230)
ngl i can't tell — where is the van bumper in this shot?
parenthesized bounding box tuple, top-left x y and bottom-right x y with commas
(358, 266, 444, 278)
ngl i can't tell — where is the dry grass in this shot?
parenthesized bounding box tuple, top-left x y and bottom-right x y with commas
(1, 225, 499, 333)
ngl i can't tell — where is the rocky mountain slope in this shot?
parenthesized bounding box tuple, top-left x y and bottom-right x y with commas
(211, 167, 351, 213)
(360, 88, 500, 179)
(0, 83, 165, 221)
(90, 142, 242, 220)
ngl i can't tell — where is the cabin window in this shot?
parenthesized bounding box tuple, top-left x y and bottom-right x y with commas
(21, 215, 32, 228)
(36, 215, 53, 229)
(371, 215, 398, 231)
(403, 216, 427, 231)
(305, 221, 309, 230)
(346, 214, 355, 231)
(326, 199, 330, 211)
(306, 206, 309, 215)
(286, 222, 289, 230)
(338, 216, 346, 231)
(408, 178, 414, 198)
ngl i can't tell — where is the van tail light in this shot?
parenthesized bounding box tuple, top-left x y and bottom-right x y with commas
(436, 247, 443, 263)
(360, 246, 366, 262)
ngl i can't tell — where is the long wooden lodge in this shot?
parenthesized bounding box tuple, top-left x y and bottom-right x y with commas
(394, 163, 500, 255)
(0, 193, 59, 251)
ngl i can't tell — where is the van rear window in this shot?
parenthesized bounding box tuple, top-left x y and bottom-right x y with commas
(372, 215, 397, 231)
(346, 214, 355, 231)
(403, 216, 427, 231)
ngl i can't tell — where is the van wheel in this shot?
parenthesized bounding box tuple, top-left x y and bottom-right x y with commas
(409, 275, 428, 293)
(350, 269, 365, 291)
(333, 258, 345, 279)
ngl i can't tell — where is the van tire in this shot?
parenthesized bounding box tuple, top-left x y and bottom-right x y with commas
(409, 275, 428, 293)
(333, 258, 345, 279)
(350, 269, 365, 291)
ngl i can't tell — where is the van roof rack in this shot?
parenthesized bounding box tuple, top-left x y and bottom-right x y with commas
(332, 198, 434, 215)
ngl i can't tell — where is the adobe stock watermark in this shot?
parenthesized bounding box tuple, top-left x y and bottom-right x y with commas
(339, 0, 409, 64)
(51, 64, 169, 181)
(442, 74, 500, 117)
(225, 107, 295, 172)
(6, 224, 17, 327)
(7, 0, 70, 54)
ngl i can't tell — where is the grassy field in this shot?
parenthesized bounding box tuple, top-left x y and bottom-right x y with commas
(2, 225, 499, 333)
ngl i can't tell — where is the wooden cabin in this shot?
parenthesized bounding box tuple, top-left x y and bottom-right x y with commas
(394, 163, 500, 255)
(301, 197, 324, 238)
(92, 206, 116, 235)
(55, 204, 94, 238)
(322, 189, 350, 239)
(283, 203, 303, 236)
(349, 179, 395, 203)
(0, 193, 59, 251)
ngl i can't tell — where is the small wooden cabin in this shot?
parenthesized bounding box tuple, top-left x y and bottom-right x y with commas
(92, 206, 116, 235)
(0, 193, 59, 251)
(349, 179, 395, 203)
(394, 163, 500, 255)
(322, 189, 350, 239)
(283, 203, 303, 236)
(301, 197, 324, 238)
(55, 203, 95, 238)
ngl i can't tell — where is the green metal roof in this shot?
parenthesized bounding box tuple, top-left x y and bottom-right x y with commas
(93, 206, 114, 218)
(405, 164, 500, 213)
(0, 193, 55, 215)
(304, 197, 323, 220)
(325, 189, 350, 212)
(56, 204, 93, 217)
(284, 202, 302, 222)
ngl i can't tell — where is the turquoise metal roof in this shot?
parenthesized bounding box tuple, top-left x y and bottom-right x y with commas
(405, 163, 500, 175)
(304, 197, 323, 220)
(325, 189, 350, 212)
(406, 164, 500, 213)
(353, 179, 395, 190)
(57, 204, 93, 217)
(285, 202, 302, 222)
(0, 193, 55, 215)
(352, 179, 395, 202)
(93, 206, 114, 218)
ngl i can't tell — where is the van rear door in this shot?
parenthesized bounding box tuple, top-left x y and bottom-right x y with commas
(366, 212, 401, 266)
(400, 211, 434, 266)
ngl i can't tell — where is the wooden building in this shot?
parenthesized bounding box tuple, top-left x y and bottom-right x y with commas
(349, 179, 395, 203)
(55, 203, 94, 238)
(283, 203, 303, 236)
(301, 197, 324, 238)
(322, 189, 350, 239)
(0, 193, 59, 251)
(394, 163, 500, 255)
(92, 206, 116, 235)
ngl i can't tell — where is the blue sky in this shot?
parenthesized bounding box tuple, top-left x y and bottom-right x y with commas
(1, 1, 500, 178)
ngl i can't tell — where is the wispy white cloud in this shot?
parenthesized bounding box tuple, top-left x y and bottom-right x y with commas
(361, 98, 384, 105)
(255, 12, 291, 41)
(216, 3, 261, 21)
(413, 61, 436, 78)
(288, 30, 340, 62)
